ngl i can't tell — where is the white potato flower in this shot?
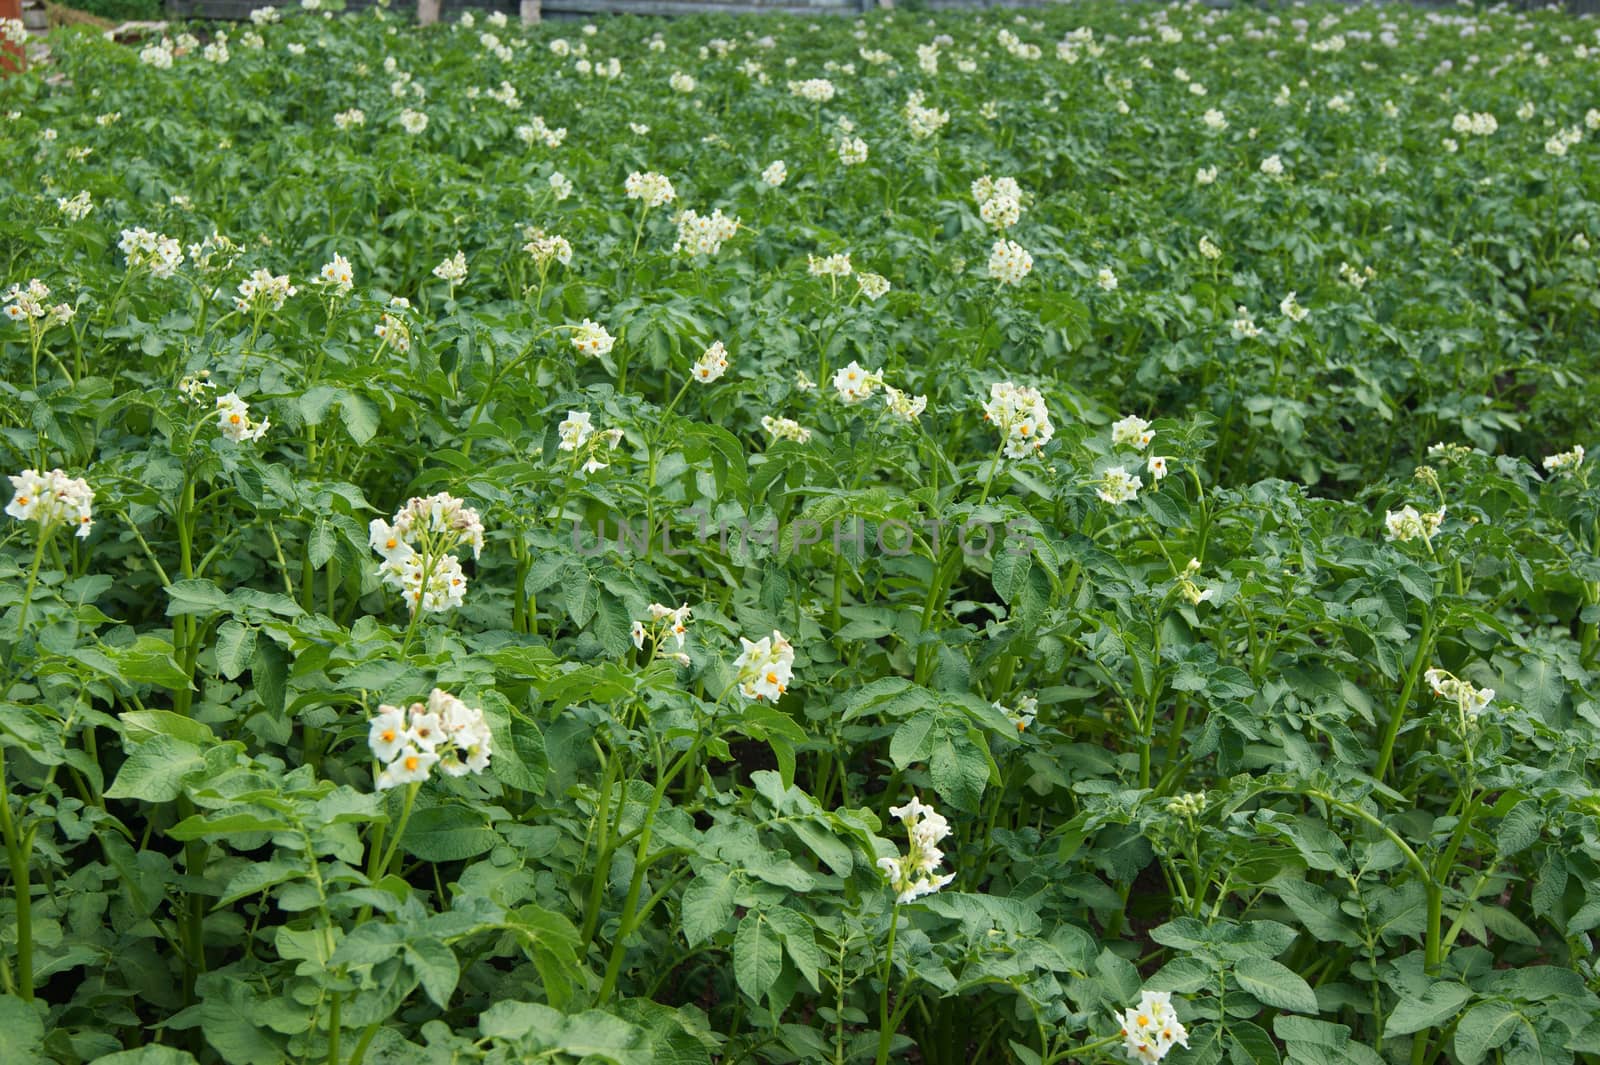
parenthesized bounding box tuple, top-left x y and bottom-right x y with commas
(6, 468, 94, 538)
(733, 630, 795, 701)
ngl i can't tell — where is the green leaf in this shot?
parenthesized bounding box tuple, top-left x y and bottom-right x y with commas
(681, 866, 737, 948)
(1385, 982, 1473, 1037)
(164, 579, 232, 616)
(339, 392, 380, 444)
(888, 712, 937, 769)
(790, 819, 853, 877)
(406, 938, 460, 1009)
(929, 734, 988, 811)
(483, 696, 546, 795)
(1233, 956, 1319, 1013)
(308, 518, 337, 569)
(214, 621, 256, 681)
(120, 710, 216, 747)
(0, 995, 45, 1065)
(766, 907, 822, 993)
(108, 637, 193, 690)
(401, 806, 499, 862)
(90, 1048, 202, 1065)
(1454, 1002, 1522, 1065)
(1496, 801, 1542, 858)
(105, 735, 206, 802)
(217, 860, 304, 907)
(733, 911, 783, 1005)
(1228, 1020, 1280, 1065)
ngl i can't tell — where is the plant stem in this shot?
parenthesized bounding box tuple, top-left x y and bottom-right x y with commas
(874, 903, 901, 1065)
(0, 747, 33, 1003)
(1375, 607, 1435, 782)
(372, 782, 421, 880)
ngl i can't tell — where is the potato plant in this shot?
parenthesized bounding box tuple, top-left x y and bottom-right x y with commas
(3, 2, 1600, 1064)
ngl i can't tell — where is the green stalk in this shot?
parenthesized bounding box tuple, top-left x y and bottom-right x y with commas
(11, 527, 50, 649)
(0, 747, 33, 1002)
(1374, 607, 1435, 783)
(371, 782, 421, 881)
(874, 903, 902, 1065)
(595, 735, 705, 1004)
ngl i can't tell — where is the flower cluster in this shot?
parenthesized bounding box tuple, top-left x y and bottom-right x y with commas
(1112, 415, 1154, 450)
(832, 360, 883, 404)
(787, 78, 835, 103)
(57, 191, 94, 222)
(1451, 111, 1499, 136)
(761, 160, 788, 187)
(557, 410, 626, 474)
(1543, 445, 1585, 478)
(368, 689, 492, 789)
(1384, 504, 1445, 545)
(1115, 990, 1189, 1064)
(982, 381, 1053, 459)
(672, 208, 740, 257)
(186, 232, 239, 275)
(838, 136, 869, 165)
(1338, 261, 1376, 289)
(317, 254, 354, 297)
(631, 602, 692, 665)
(732, 629, 795, 701)
(1424, 668, 1494, 723)
(761, 415, 812, 444)
(808, 253, 852, 279)
(119, 227, 184, 278)
(523, 228, 573, 270)
(6, 468, 94, 539)
(333, 108, 365, 130)
(876, 795, 956, 904)
(995, 693, 1038, 733)
(215, 392, 271, 443)
(369, 493, 485, 615)
(857, 272, 891, 300)
(398, 109, 429, 135)
(903, 91, 950, 139)
(1175, 558, 1214, 606)
(432, 251, 468, 285)
(516, 115, 568, 149)
(374, 297, 413, 354)
(1096, 466, 1143, 506)
(692, 341, 730, 384)
(3, 279, 74, 330)
(884, 385, 928, 423)
(973, 175, 1025, 229)
(624, 171, 676, 208)
(571, 318, 616, 358)
(987, 239, 1033, 286)
(1279, 291, 1308, 322)
(234, 269, 296, 312)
